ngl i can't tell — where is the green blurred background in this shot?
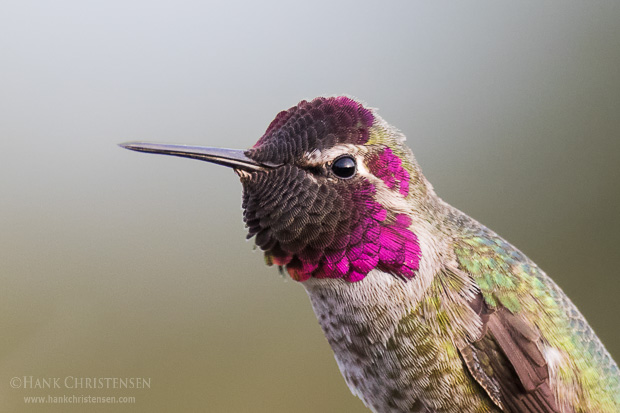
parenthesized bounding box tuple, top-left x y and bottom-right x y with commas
(1, 1, 619, 412)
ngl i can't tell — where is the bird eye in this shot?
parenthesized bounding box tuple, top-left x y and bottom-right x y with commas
(331, 156, 356, 179)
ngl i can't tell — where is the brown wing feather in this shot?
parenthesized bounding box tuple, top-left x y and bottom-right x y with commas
(459, 293, 564, 413)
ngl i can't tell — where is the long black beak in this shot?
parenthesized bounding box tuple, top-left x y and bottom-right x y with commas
(119, 142, 272, 172)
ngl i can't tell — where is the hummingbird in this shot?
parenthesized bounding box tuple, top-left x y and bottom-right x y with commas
(120, 96, 620, 412)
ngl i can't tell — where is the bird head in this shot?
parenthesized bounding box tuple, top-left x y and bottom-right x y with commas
(121, 96, 433, 283)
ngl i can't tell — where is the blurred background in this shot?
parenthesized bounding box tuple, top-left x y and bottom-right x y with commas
(1, 1, 619, 412)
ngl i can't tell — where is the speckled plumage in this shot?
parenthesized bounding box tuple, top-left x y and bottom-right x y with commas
(121, 96, 620, 413)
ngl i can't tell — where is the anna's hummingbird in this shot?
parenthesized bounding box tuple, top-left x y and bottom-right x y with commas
(121, 96, 620, 412)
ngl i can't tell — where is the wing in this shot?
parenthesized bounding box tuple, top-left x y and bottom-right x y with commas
(459, 292, 561, 412)
(450, 214, 565, 412)
(442, 208, 620, 412)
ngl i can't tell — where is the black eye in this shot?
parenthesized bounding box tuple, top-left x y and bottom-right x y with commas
(331, 156, 356, 179)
